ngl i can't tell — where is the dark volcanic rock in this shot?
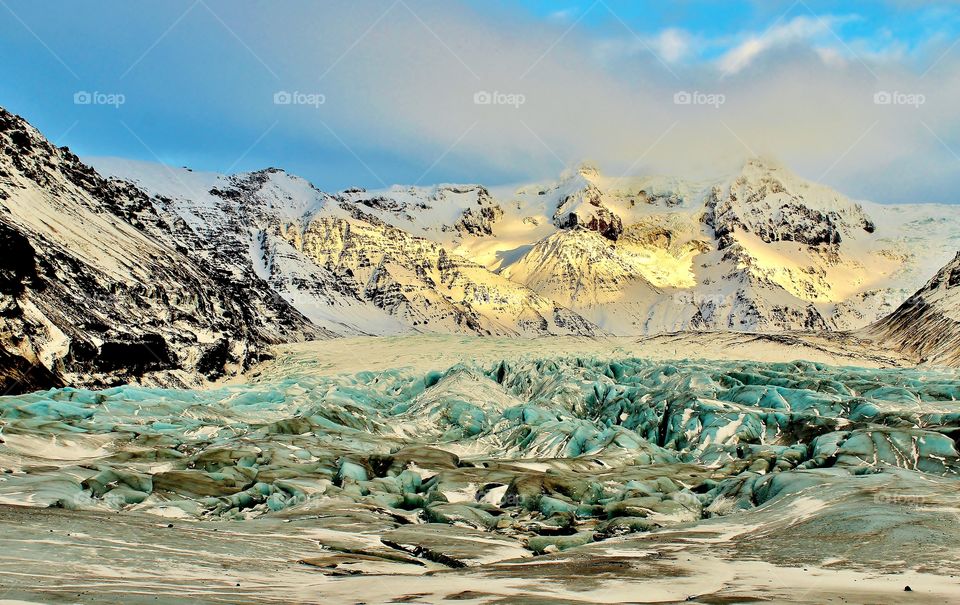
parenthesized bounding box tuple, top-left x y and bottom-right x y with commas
(0, 106, 326, 394)
(555, 206, 623, 242)
(455, 204, 503, 237)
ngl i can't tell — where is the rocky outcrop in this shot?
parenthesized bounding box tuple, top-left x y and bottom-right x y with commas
(552, 177, 624, 241)
(0, 107, 325, 394)
(554, 202, 623, 241)
(454, 204, 503, 237)
(293, 216, 600, 336)
(708, 159, 876, 250)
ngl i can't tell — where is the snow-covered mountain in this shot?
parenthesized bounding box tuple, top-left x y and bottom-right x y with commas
(866, 252, 960, 367)
(0, 108, 326, 393)
(282, 160, 958, 334)
(91, 159, 599, 337)
(3, 105, 959, 394)
(94, 156, 959, 338)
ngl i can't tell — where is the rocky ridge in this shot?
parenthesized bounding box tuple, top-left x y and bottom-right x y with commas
(0, 107, 325, 393)
(296, 159, 959, 335)
(866, 252, 960, 366)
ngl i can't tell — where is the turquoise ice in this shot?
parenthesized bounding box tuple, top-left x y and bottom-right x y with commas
(1, 356, 958, 554)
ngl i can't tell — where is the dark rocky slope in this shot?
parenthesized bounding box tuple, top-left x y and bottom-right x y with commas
(0, 107, 327, 394)
(865, 252, 960, 367)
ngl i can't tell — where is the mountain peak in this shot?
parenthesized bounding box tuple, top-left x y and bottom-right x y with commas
(576, 161, 601, 179)
(738, 156, 789, 178)
(929, 251, 960, 292)
(557, 161, 602, 184)
(868, 250, 960, 366)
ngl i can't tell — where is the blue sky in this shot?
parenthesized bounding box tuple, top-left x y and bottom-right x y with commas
(504, 0, 953, 51)
(2, 0, 960, 202)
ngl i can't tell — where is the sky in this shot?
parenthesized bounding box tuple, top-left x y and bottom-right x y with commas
(2, 0, 960, 203)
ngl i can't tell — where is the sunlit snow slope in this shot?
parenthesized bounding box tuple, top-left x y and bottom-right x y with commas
(94, 158, 960, 337)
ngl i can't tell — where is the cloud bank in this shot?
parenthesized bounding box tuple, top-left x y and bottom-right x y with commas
(259, 1, 960, 203)
(2, 0, 959, 203)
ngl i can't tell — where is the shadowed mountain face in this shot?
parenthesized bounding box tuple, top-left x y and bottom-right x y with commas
(867, 252, 960, 367)
(0, 107, 327, 394)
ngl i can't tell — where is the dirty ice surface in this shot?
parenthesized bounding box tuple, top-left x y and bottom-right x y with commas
(1, 335, 959, 604)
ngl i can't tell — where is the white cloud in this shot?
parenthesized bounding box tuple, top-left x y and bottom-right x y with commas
(549, 7, 578, 22)
(85, 0, 960, 203)
(717, 15, 851, 74)
(814, 46, 846, 67)
(651, 28, 692, 63)
(273, 2, 960, 202)
(592, 27, 693, 66)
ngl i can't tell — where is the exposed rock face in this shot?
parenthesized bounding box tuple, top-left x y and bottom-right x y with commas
(0, 107, 324, 394)
(0, 348, 61, 394)
(496, 160, 912, 334)
(122, 165, 390, 336)
(96, 153, 958, 338)
(552, 171, 624, 241)
(454, 203, 503, 237)
(93, 158, 599, 338)
(708, 160, 876, 250)
(673, 158, 938, 334)
(866, 252, 960, 367)
(554, 203, 623, 241)
(293, 216, 599, 336)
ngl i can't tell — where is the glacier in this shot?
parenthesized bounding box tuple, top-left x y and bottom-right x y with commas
(0, 340, 960, 580)
(4, 349, 959, 518)
(0, 339, 958, 602)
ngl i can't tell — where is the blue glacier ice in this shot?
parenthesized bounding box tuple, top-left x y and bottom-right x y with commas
(1, 356, 959, 556)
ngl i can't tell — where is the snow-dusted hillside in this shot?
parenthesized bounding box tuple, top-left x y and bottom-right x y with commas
(866, 252, 960, 366)
(0, 108, 327, 393)
(297, 160, 958, 334)
(90, 154, 960, 338)
(93, 158, 599, 337)
(87, 160, 410, 336)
